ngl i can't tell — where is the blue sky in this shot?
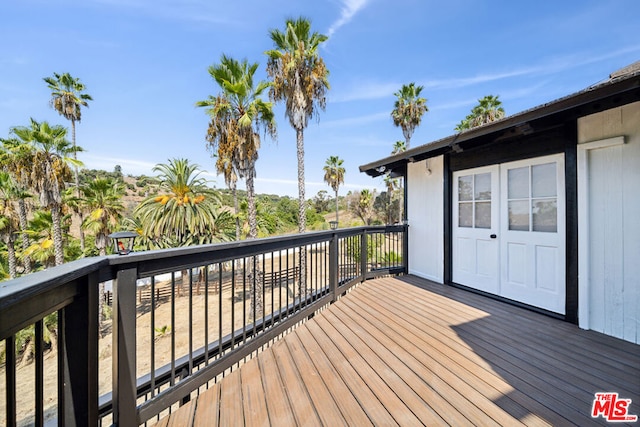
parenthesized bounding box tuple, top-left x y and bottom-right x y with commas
(1, 0, 639, 198)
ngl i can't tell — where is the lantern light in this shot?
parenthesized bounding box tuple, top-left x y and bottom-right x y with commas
(108, 231, 138, 255)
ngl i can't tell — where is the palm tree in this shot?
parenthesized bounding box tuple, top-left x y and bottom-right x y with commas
(0, 172, 21, 278)
(196, 55, 276, 240)
(455, 95, 505, 131)
(392, 140, 406, 155)
(44, 72, 92, 251)
(22, 210, 71, 269)
(352, 189, 376, 225)
(0, 137, 34, 273)
(391, 83, 428, 148)
(384, 175, 401, 224)
(134, 158, 226, 247)
(265, 17, 330, 234)
(11, 119, 80, 266)
(469, 95, 505, 127)
(323, 156, 345, 224)
(81, 178, 125, 256)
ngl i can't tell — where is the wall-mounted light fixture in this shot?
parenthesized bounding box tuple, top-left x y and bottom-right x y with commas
(375, 165, 386, 173)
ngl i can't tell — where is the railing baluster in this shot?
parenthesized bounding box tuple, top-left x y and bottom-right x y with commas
(218, 266, 223, 357)
(230, 262, 235, 348)
(35, 320, 44, 427)
(188, 269, 193, 377)
(57, 310, 65, 427)
(242, 257, 246, 344)
(6, 335, 16, 427)
(171, 272, 176, 387)
(150, 276, 156, 398)
(204, 266, 209, 366)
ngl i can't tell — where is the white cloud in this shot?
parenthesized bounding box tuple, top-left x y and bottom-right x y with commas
(327, 0, 371, 38)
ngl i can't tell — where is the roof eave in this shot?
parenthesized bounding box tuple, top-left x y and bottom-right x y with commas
(359, 70, 640, 178)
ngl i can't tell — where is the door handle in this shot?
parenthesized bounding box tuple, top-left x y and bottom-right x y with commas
(490, 234, 497, 239)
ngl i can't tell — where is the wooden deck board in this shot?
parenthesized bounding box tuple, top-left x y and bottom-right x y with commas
(281, 334, 351, 426)
(270, 338, 322, 425)
(257, 349, 296, 426)
(157, 275, 640, 426)
(192, 383, 220, 427)
(240, 358, 270, 426)
(290, 327, 374, 426)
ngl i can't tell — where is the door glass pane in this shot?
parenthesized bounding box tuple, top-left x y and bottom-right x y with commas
(474, 173, 491, 200)
(532, 199, 557, 232)
(508, 167, 529, 199)
(508, 200, 529, 231)
(475, 202, 491, 228)
(459, 202, 472, 227)
(532, 163, 557, 197)
(458, 175, 473, 201)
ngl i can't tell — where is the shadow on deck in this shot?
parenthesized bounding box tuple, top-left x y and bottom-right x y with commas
(156, 275, 640, 426)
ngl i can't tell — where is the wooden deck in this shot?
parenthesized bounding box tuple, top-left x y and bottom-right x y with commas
(156, 275, 640, 426)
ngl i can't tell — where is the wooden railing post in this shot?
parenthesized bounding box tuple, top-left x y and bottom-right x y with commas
(329, 233, 338, 301)
(59, 271, 99, 426)
(113, 267, 138, 427)
(360, 230, 368, 281)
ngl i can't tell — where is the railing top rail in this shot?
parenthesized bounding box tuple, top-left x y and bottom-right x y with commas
(0, 256, 107, 339)
(0, 256, 107, 303)
(102, 225, 405, 280)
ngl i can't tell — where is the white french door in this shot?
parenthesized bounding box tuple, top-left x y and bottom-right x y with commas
(452, 154, 566, 314)
(452, 165, 500, 294)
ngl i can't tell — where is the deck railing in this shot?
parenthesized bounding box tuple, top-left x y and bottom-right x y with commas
(0, 225, 406, 426)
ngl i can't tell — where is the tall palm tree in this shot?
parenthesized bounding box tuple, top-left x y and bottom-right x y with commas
(0, 137, 34, 273)
(11, 119, 80, 266)
(455, 94, 505, 131)
(44, 73, 92, 251)
(0, 172, 21, 278)
(323, 156, 345, 224)
(266, 17, 330, 234)
(198, 96, 241, 240)
(196, 55, 276, 240)
(391, 83, 428, 148)
(81, 178, 125, 256)
(134, 158, 226, 247)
